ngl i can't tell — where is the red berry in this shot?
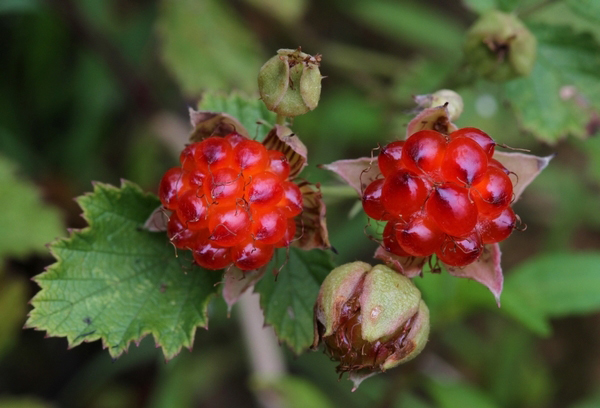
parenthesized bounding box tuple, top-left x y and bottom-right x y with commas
(278, 181, 303, 218)
(275, 218, 297, 248)
(436, 232, 483, 267)
(159, 168, 186, 210)
(252, 208, 287, 245)
(247, 171, 284, 208)
(167, 213, 197, 249)
(471, 166, 513, 216)
(478, 207, 516, 244)
(205, 168, 245, 204)
(382, 221, 410, 257)
(426, 183, 477, 237)
(224, 132, 245, 148)
(234, 139, 268, 176)
(195, 137, 234, 171)
(362, 179, 388, 221)
(180, 143, 201, 172)
(378, 141, 405, 177)
(182, 169, 206, 190)
(396, 212, 444, 257)
(441, 137, 488, 186)
(450, 127, 495, 158)
(232, 239, 275, 270)
(267, 151, 291, 181)
(401, 130, 447, 177)
(488, 158, 510, 175)
(192, 239, 232, 270)
(176, 190, 208, 230)
(207, 204, 251, 247)
(381, 170, 430, 219)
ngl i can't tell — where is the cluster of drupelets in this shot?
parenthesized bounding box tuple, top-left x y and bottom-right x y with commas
(158, 133, 302, 271)
(363, 127, 517, 267)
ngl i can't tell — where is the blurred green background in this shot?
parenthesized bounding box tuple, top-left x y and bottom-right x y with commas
(2, 0, 600, 407)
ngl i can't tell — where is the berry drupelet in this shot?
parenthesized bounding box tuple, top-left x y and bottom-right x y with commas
(364, 127, 516, 267)
(158, 133, 302, 271)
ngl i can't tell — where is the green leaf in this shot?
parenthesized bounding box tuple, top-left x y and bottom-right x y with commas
(0, 0, 40, 14)
(504, 24, 600, 143)
(0, 272, 28, 358)
(0, 156, 63, 258)
(198, 91, 277, 142)
(502, 253, 600, 336)
(26, 181, 220, 359)
(346, 1, 463, 55)
(242, 0, 307, 24)
(157, 0, 263, 95)
(427, 380, 499, 408)
(255, 248, 333, 353)
(567, 0, 600, 23)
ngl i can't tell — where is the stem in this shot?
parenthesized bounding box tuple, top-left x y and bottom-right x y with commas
(319, 185, 359, 199)
(519, 0, 561, 17)
(275, 114, 287, 126)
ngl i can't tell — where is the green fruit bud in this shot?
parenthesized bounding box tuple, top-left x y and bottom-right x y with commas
(258, 48, 322, 117)
(414, 89, 464, 122)
(313, 262, 429, 387)
(464, 11, 537, 82)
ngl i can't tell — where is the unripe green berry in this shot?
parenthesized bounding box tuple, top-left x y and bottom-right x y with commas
(464, 11, 537, 82)
(414, 89, 464, 122)
(258, 48, 322, 117)
(313, 262, 429, 387)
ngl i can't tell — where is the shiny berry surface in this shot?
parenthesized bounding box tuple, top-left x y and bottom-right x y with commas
(427, 183, 477, 237)
(401, 130, 447, 177)
(362, 126, 518, 268)
(378, 141, 405, 177)
(397, 213, 444, 257)
(161, 132, 302, 270)
(471, 166, 513, 216)
(381, 170, 430, 219)
(478, 207, 516, 244)
(441, 137, 488, 185)
(450, 127, 495, 158)
(436, 233, 483, 267)
(361, 179, 387, 221)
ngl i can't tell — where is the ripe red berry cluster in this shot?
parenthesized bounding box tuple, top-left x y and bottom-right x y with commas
(363, 127, 517, 267)
(158, 133, 302, 271)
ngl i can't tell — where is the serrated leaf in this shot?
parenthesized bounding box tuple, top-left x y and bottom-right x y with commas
(502, 253, 600, 336)
(198, 91, 277, 142)
(0, 156, 63, 258)
(26, 181, 220, 359)
(255, 248, 333, 353)
(157, 0, 263, 95)
(504, 24, 600, 143)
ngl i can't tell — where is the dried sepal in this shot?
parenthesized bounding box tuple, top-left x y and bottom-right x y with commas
(494, 151, 553, 201)
(406, 106, 458, 137)
(373, 246, 427, 278)
(320, 157, 379, 195)
(445, 243, 503, 306)
(293, 181, 331, 250)
(262, 125, 308, 178)
(142, 206, 170, 232)
(222, 266, 267, 314)
(188, 108, 250, 142)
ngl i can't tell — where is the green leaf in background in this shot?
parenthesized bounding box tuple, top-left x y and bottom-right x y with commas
(157, 0, 263, 96)
(427, 380, 499, 408)
(502, 253, 600, 336)
(572, 391, 600, 408)
(567, 0, 600, 23)
(0, 397, 52, 408)
(26, 181, 220, 359)
(255, 248, 332, 353)
(504, 24, 600, 144)
(346, 1, 463, 55)
(0, 156, 63, 258)
(198, 91, 277, 142)
(0, 0, 40, 14)
(0, 270, 28, 358)
(242, 0, 307, 24)
(253, 376, 335, 408)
